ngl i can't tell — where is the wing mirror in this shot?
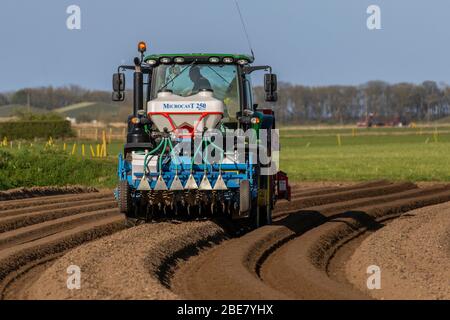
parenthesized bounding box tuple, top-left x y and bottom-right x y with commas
(112, 73, 125, 101)
(264, 73, 278, 102)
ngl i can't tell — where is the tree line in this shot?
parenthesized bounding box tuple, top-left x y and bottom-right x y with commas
(254, 80, 450, 124)
(2, 81, 450, 124)
(0, 85, 119, 110)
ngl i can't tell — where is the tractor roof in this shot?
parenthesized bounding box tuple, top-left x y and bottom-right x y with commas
(144, 53, 254, 64)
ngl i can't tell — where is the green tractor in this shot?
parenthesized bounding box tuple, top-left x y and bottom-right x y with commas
(112, 42, 291, 227)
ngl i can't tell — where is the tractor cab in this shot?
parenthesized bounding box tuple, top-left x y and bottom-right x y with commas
(113, 47, 278, 140)
(148, 56, 241, 129)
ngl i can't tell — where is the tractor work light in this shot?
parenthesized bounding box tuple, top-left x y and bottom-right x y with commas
(209, 57, 220, 63)
(174, 57, 185, 63)
(237, 59, 249, 65)
(251, 117, 260, 124)
(160, 57, 172, 64)
(138, 41, 147, 53)
(130, 117, 140, 124)
(146, 59, 158, 65)
(223, 57, 234, 63)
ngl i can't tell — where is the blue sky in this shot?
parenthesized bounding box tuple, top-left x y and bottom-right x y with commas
(1, 0, 449, 91)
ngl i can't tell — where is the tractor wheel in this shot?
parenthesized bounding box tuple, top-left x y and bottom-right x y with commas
(118, 180, 133, 217)
(239, 180, 251, 216)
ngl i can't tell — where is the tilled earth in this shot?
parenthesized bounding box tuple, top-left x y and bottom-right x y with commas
(346, 202, 450, 300)
(0, 181, 449, 300)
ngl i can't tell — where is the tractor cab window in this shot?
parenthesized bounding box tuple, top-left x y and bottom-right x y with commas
(243, 75, 254, 109)
(151, 63, 240, 121)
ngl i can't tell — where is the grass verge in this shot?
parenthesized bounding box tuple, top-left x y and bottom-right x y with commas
(0, 148, 116, 190)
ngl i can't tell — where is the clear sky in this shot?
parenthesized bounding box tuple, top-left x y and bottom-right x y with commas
(1, 0, 449, 91)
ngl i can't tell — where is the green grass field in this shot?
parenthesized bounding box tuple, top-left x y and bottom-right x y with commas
(280, 133, 450, 181)
(0, 148, 116, 190)
(279, 125, 450, 136)
(1, 127, 449, 190)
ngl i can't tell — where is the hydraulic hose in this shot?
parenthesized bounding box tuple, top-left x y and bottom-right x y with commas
(158, 138, 169, 173)
(143, 138, 166, 175)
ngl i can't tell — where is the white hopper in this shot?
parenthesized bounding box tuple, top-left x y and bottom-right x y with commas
(147, 90, 224, 135)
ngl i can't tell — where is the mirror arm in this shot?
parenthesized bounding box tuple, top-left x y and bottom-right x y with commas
(243, 65, 272, 74)
(117, 64, 152, 74)
(117, 65, 135, 73)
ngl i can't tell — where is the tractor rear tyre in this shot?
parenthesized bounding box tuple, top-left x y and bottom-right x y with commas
(239, 180, 251, 216)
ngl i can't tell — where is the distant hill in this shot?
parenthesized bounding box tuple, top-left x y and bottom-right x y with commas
(0, 105, 47, 117)
(54, 102, 96, 113)
(53, 102, 127, 123)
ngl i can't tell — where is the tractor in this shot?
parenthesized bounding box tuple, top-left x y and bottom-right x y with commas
(112, 41, 290, 228)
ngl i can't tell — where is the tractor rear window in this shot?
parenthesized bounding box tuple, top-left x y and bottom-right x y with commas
(151, 64, 240, 121)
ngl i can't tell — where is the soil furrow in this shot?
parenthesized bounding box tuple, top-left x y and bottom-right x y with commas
(0, 214, 126, 297)
(0, 191, 112, 211)
(260, 189, 450, 299)
(0, 200, 117, 233)
(171, 186, 450, 299)
(1, 182, 448, 300)
(0, 209, 120, 251)
(289, 180, 391, 198)
(273, 182, 416, 216)
(0, 197, 116, 218)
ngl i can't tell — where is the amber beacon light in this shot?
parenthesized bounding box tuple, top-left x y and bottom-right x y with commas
(138, 41, 147, 53)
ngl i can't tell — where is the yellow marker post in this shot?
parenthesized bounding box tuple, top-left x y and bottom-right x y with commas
(102, 130, 107, 157)
(63, 143, 67, 151)
(90, 145, 95, 157)
(96, 144, 100, 157)
(337, 134, 342, 146)
(352, 128, 356, 137)
(71, 143, 77, 155)
(82, 144, 85, 157)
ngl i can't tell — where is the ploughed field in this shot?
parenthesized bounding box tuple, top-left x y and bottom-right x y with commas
(0, 181, 449, 299)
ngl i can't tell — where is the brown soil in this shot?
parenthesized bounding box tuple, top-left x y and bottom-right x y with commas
(2, 181, 449, 300)
(0, 192, 126, 299)
(21, 221, 226, 300)
(345, 202, 450, 300)
(171, 182, 450, 299)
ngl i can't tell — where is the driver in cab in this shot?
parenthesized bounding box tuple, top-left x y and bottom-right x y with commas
(189, 66, 212, 93)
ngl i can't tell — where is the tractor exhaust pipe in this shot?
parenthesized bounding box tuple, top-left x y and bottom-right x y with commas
(133, 71, 143, 116)
(126, 56, 149, 144)
(133, 57, 144, 116)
